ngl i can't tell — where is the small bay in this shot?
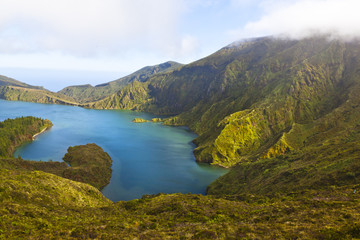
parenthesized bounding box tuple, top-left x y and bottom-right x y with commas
(0, 99, 227, 201)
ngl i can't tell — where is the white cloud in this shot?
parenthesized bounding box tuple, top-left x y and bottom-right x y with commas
(179, 35, 200, 56)
(0, 0, 186, 56)
(230, 0, 260, 7)
(230, 0, 360, 40)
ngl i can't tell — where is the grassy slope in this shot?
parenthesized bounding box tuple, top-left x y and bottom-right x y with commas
(207, 41, 360, 194)
(0, 75, 43, 89)
(1, 171, 360, 239)
(0, 157, 68, 175)
(0, 75, 78, 105)
(0, 86, 78, 105)
(81, 37, 360, 169)
(58, 61, 182, 103)
(208, 84, 360, 194)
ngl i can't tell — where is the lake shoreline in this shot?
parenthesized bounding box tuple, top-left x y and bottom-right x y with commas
(3, 100, 227, 201)
(32, 126, 51, 140)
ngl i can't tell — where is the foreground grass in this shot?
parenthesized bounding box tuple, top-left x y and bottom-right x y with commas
(1, 168, 360, 239)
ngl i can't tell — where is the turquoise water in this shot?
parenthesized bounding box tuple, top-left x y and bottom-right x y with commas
(0, 99, 227, 201)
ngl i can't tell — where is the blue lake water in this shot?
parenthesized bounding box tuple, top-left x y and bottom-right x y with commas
(0, 99, 227, 201)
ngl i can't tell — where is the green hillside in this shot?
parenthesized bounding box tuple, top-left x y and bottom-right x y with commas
(0, 75, 44, 89)
(62, 143, 113, 189)
(0, 85, 78, 105)
(0, 76, 78, 105)
(208, 82, 360, 195)
(58, 61, 182, 103)
(1, 167, 360, 239)
(82, 37, 360, 170)
(0, 117, 52, 158)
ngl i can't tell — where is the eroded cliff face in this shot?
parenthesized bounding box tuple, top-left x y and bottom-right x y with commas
(208, 83, 360, 195)
(78, 37, 359, 168)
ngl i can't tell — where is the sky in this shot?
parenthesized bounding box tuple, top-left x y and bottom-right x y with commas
(0, 0, 359, 91)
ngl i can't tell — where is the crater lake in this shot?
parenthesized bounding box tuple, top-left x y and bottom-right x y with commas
(0, 99, 227, 201)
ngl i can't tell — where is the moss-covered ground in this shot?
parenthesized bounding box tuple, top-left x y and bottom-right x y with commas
(1, 172, 360, 239)
(62, 143, 113, 189)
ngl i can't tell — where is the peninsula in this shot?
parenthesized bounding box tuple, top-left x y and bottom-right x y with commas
(0, 117, 113, 190)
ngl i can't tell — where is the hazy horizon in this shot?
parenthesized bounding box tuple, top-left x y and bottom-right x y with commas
(0, 67, 127, 92)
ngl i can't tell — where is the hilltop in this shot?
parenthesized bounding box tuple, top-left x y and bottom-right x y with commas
(0, 75, 78, 105)
(58, 61, 182, 103)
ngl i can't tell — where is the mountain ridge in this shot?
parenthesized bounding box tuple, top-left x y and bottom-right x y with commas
(58, 61, 183, 103)
(0, 75, 79, 105)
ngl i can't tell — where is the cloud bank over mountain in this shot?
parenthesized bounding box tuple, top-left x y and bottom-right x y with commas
(0, 0, 357, 76)
(231, 0, 360, 40)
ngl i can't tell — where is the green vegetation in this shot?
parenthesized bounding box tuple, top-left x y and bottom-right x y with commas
(2, 38, 359, 169)
(77, 37, 360, 170)
(0, 75, 44, 89)
(1, 173, 360, 239)
(59, 61, 182, 103)
(62, 143, 113, 189)
(0, 117, 52, 158)
(0, 74, 78, 105)
(132, 117, 149, 123)
(0, 144, 112, 191)
(0, 86, 78, 105)
(132, 117, 164, 123)
(82, 80, 153, 110)
(0, 157, 68, 176)
(0, 118, 112, 190)
(151, 118, 163, 122)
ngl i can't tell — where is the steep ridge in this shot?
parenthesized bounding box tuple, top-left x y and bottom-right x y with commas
(58, 61, 182, 103)
(208, 82, 360, 195)
(0, 74, 44, 89)
(0, 76, 78, 105)
(83, 36, 360, 168)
